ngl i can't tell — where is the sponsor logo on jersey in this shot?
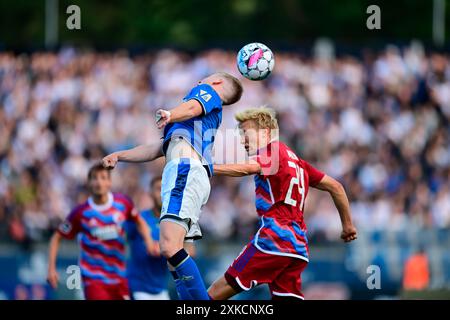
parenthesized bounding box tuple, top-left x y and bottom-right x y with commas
(199, 90, 212, 102)
(91, 225, 120, 240)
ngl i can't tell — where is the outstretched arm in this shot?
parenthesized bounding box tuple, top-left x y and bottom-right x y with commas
(213, 161, 261, 177)
(47, 232, 62, 289)
(135, 216, 160, 257)
(102, 142, 164, 169)
(156, 100, 203, 129)
(314, 175, 357, 242)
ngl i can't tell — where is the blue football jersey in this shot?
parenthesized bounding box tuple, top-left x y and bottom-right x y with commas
(125, 209, 168, 295)
(162, 83, 223, 176)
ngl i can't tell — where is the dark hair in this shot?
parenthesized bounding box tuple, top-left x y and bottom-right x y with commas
(150, 175, 162, 189)
(216, 72, 243, 105)
(87, 162, 111, 180)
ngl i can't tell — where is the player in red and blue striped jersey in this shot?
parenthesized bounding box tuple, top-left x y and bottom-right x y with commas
(47, 163, 158, 300)
(249, 143, 323, 261)
(208, 107, 358, 300)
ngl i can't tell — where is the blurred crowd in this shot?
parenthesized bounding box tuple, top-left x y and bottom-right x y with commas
(0, 44, 449, 247)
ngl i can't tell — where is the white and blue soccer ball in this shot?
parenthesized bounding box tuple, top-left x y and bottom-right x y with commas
(237, 42, 275, 81)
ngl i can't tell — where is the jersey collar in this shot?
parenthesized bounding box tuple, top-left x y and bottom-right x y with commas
(256, 138, 278, 155)
(88, 192, 113, 211)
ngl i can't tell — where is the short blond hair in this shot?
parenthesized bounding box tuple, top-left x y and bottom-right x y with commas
(213, 72, 243, 105)
(234, 107, 279, 130)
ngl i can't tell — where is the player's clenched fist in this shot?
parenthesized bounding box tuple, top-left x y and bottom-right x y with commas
(155, 109, 171, 129)
(102, 153, 119, 169)
(47, 268, 59, 289)
(341, 224, 358, 242)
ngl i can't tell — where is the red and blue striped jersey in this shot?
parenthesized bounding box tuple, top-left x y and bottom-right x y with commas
(251, 141, 325, 262)
(57, 192, 138, 285)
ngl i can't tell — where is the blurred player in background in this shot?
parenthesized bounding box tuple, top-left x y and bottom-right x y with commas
(47, 163, 158, 300)
(208, 107, 357, 300)
(125, 175, 196, 300)
(102, 72, 243, 300)
(125, 175, 166, 300)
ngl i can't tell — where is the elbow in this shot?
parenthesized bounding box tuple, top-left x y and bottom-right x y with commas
(50, 232, 61, 246)
(239, 164, 260, 176)
(51, 231, 60, 240)
(249, 163, 261, 175)
(187, 105, 201, 118)
(331, 180, 345, 195)
(136, 217, 145, 230)
(238, 164, 260, 176)
(325, 178, 345, 195)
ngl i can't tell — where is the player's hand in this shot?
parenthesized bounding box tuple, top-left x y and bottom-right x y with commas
(155, 109, 171, 129)
(146, 241, 161, 257)
(102, 153, 119, 169)
(341, 224, 357, 242)
(47, 268, 59, 289)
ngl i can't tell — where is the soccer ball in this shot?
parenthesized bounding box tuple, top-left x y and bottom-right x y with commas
(237, 42, 275, 81)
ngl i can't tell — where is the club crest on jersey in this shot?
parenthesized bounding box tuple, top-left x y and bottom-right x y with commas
(59, 221, 72, 234)
(88, 218, 98, 227)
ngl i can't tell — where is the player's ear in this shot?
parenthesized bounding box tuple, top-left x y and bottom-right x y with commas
(265, 128, 271, 140)
(211, 78, 223, 85)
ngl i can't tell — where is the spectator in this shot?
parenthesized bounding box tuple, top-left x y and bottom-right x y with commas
(402, 248, 430, 291)
(0, 44, 449, 245)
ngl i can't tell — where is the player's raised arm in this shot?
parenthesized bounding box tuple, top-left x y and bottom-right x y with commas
(155, 100, 203, 129)
(156, 73, 243, 130)
(213, 160, 261, 177)
(102, 142, 164, 169)
(314, 175, 357, 242)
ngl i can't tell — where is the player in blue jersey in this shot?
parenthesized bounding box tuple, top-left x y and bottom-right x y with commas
(103, 72, 243, 300)
(125, 176, 168, 300)
(125, 175, 196, 300)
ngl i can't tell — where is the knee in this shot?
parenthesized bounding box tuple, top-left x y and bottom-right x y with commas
(159, 221, 187, 259)
(159, 237, 182, 259)
(207, 276, 237, 300)
(207, 281, 219, 300)
(184, 242, 196, 257)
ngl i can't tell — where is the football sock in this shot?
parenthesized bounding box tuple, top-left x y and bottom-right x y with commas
(170, 271, 192, 300)
(168, 249, 210, 300)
